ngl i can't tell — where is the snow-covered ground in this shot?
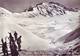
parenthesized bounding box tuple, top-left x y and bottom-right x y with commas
(0, 2, 80, 52)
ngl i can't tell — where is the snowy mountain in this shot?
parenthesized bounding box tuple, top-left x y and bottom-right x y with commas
(0, 2, 80, 51)
(36, 2, 66, 16)
(25, 2, 78, 17)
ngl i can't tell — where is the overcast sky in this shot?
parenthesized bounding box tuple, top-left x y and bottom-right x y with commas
(0, 0, 80, 12)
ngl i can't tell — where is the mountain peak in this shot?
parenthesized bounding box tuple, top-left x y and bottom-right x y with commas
(26, 2, 78, 17)
(36, 2, 66, 16)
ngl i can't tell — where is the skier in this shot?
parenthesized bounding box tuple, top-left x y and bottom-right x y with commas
(17, 36, 22, 51)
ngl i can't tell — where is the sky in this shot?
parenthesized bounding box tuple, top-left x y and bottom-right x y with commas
(0, 0, 80, 12)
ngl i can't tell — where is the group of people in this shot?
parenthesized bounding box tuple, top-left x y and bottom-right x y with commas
(1, 31, 22, 56)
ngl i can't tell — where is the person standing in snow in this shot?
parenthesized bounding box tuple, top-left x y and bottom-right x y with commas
(10, 42, 19, 56)
(1, 38, 8, 56)
(17, 36, 22, 51)
(8, 32, 19, 56)
(14, 31, 18, 41)
(8, 33, 15, 43)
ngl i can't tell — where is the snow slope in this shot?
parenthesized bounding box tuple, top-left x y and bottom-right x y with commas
(0, 2, 80, 50)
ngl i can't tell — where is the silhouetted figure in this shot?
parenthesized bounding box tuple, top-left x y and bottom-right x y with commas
(10, 42, 19, 56)
(8, 32, 22, 56)
(17, 36, 22, 51)
(8, 32, 19, 56)
(9, 33, 15, 43)
(1, 38, 8, 56)
(14, 31, 18, 41)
